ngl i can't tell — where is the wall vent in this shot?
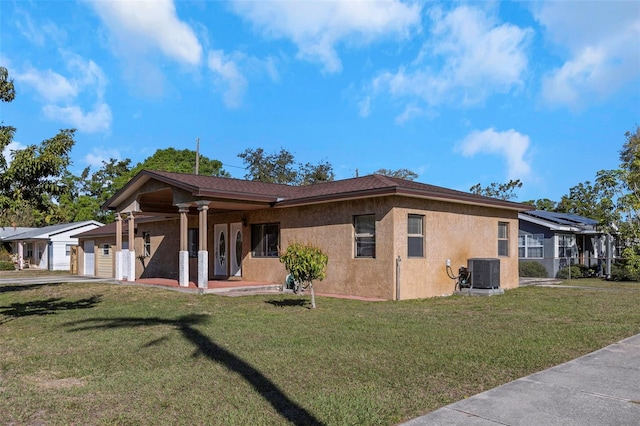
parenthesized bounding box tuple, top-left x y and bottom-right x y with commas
(468, 258, 500, 289)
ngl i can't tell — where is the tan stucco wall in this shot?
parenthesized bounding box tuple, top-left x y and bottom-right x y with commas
(133, 219, 180, 280)
(388, 196, 519, 299)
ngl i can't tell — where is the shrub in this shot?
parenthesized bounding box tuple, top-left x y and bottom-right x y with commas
(0, 247, 12, 262)
(519, 261, 548, 278)
(0, 260, 15, 271)
(609, 263, 640, 282)
(556, 265, 583, 279)
(280, 242, 328, 309)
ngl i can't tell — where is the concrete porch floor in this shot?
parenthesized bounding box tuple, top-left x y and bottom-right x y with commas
(119, 277, 386, 301)
(123, 277, 282, 295)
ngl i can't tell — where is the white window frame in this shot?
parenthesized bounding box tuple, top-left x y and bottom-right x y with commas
(407, 214, 424, 258)
(557, 234, 576, 259)
(354, 214, 376, 258)
(518, 234, 544, 259)
(143, 231, 151, 257)
(498, 222, 509, 257)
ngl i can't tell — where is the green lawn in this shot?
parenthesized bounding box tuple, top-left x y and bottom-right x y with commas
(1, 279, 639, 425)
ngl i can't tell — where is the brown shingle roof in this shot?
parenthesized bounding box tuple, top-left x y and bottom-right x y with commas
(104, 169, 533, 212)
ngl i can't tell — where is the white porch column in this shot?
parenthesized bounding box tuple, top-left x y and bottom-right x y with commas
(196, 202, 210, 289)
(127, 212, 136, 282)
(17, 242, 24, 270)
(115, 213, 123, 280)
(178, 206, 190, 287)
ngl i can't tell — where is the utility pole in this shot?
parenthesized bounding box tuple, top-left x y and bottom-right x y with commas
(195, 137, 200, 175)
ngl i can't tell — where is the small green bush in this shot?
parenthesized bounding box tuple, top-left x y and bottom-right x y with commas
(519, 261, 548, 278)
(0, 260, 15, 271)
(556, 265, 583, 279)
(0, 247, 12, 262)
(609, 263, 640, 281)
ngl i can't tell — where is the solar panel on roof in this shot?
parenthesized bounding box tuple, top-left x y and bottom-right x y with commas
(525, 210, 597, 226)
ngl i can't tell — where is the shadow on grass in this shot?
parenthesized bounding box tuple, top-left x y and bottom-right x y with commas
(0, 295, 102, 324)
(0, 282, 64, 293)
(266, 298, 310, 308)
(66, 314, 324, 426)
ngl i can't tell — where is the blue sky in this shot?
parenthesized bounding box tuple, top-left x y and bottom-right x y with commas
(1, 0, 639, 202)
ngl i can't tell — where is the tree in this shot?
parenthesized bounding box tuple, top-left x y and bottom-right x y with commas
(299, 160, 335, 185)
(129, 147, 229, 178)
(0, 66, 15, 102)
(522, 198, 557, 211)
(616, 126, 640, 277)
(280, 242, 328, 309)
(57, 158, 132, 223)
(238, 147, 335, 185)
(469, 179, 522, 200)
(1, 66, 77, 226)
(374, 168, 418, 181)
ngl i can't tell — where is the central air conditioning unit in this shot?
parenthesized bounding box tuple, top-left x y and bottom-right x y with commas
(468, 258, 500, 289)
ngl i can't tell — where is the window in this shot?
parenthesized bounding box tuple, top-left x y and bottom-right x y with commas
(355, 215, 376, 258)
(558, 234, 576, 259)
(143, 232, 151, 257)
(102, 244, 110, 255)
(65, 244, 73, 256)
(498, 222, 509, 256)
(518, 234, 544, 258)
(408, 214, 424, 257)
(26, 243, 33, 258)
(188, 228, 199, 258)
(251, 223, 280, 257)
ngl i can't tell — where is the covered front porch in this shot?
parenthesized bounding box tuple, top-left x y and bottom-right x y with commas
(105, 171, 284, 288)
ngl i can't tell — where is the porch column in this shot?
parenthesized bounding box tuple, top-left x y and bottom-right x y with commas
(196, 202, 210, 289)
(127, 212, 136, 282)
(115, 213, 123, 280)
(17, 241, 23, 270)
(178, 205, 190, 287)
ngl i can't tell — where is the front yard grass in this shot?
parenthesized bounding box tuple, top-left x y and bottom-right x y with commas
(1, 280, 639, 425)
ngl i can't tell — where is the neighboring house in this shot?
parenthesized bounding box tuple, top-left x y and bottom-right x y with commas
(1, 226, 36, 250)
(4, 221, 103, 270)
(518, 210, 615, 278)
(76, 170, 532, 300)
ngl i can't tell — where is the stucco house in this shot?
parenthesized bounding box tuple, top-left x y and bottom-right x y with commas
(4, 221, 103, 270)
(518, 210, 615, 278)
(75, 170, 532, 300)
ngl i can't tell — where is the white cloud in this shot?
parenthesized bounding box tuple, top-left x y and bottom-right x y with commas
(208, 50, 248, 108)
(84, 148, 122, 167)
(395, 104, 425, 125)
(362, 4, 532, 118)
(457, 128, 531, 180)
(89, 0, 202, 66)
(2, 141, 26, 168)
(231, 0, 421, 73)
(14, 54, 112, 133)
(15, 68, 77, 103)
(535, 1, 640, 108)
(43, 102, 112, 133)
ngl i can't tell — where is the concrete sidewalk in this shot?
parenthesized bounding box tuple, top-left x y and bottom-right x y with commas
(402, 333, 640, 425)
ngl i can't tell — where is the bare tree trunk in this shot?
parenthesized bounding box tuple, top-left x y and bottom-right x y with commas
(309, 281, 316, 309)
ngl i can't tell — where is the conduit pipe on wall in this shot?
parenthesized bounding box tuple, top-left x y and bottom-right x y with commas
(396, 256, 401, 301)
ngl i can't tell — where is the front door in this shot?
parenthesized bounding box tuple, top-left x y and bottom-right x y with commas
(230, 222, 242, 277)
(214, 224, 228, 277)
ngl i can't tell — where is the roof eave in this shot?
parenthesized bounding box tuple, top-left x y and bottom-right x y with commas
(275, 187, 532, 211)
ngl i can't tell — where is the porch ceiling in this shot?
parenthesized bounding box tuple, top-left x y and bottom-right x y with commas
(136, 188, 271, 214)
